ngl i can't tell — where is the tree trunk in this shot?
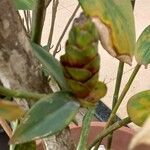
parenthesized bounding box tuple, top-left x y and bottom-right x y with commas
(0, 0, 75, 149)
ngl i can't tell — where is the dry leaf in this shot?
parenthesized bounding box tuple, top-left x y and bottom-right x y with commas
(129, 116, 150, 150)
(0, 100, 25, 121)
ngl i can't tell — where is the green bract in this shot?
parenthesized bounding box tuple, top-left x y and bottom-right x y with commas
(79, 0, 135, 65)
(127, 90, 150, 126)
(60, 13, 107, 107)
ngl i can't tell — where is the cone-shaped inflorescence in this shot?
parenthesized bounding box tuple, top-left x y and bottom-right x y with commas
(60, 13, 107, 108)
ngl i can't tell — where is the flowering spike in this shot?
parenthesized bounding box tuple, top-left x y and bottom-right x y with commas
(60, 13, 107, 107)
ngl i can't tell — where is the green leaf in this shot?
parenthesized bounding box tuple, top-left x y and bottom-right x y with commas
(13, 0, 35, 10)
(77, 108, 95, 150)
(10, 92, 80, 144)
(127, 90, 150, 126)
(79, 0, 135, 64)
(14, 141, 36, 150)
(135, 25, 150, 66)
(32, 43, 68, 90)
(0, 100, 25, 121)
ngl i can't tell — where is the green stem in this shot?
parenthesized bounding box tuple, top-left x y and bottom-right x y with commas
(93, 64, 141, 149)
(131, 0, 136, 8)
(106, 1, 136, 148)
(88, 117, 131, 149)
(112, 62, 124, 108)
(48, 0, 59, 49)
(23, 10, 30, 33)
(53, 4, 80, 56)
(106, 62, 124, 149)
(0, 86, 46, 101)
(77, 108, 95, 150)
(31, 0, 46, 44)
(46, 0, 53, 8)
(106, 64, 140, 126)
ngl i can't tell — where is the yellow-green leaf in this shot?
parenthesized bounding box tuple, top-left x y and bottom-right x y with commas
(0, 100, 25, 121)
(79, 0, 135, 64)
(135, 25, 150, 66)
(127, 90, 150, 126)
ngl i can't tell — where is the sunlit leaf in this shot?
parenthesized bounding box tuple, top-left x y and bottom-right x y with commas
(127, 90, 150, 126)
(129, 117, 150, 150)
(10, 92, 80, 144)
(32, 43, 68, 90)
(13, 0, 35, 10)
(135, 25, 150, 66)
(79, 0, 135, 64)
(0, 100, 25, 121)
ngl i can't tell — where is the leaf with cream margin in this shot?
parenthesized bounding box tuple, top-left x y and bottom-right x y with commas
(129, 116, 150, 150)
(79, 0, 135, 65)
(135, 25, 150, 67)
(10, 92, 80, 144)
(0, 100, 25, 121)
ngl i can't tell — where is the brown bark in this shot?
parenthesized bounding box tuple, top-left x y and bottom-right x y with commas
(0, 0, 75, 149)
(0, 0, 49, 93)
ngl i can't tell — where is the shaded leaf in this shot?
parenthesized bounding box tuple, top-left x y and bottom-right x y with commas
(32, 43, 68, 90)
(79, 0, 135, 64)
(13, 0, 35, 10)
(127, 90, 150, 126)
(14, 141, 36, 150)
(10, 92, 80, 144)
(135, 25, 150, 66)
(0, 100, 25, 121)
(129, 117, 150, 150)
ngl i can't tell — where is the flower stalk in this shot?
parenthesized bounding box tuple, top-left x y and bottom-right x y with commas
(0, 86, 46, 101)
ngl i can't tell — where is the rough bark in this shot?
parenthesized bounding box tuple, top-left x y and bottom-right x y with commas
(0, 0, 75, 149)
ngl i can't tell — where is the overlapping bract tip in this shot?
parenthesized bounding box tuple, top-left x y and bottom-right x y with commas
(60, 13, 107, 107)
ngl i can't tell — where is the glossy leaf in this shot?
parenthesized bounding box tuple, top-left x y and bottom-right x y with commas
(79, 0, 135, 64)
(10, 92, 80, 144)
(135, 25, 150, 66)
(129, 117, 150, 150)
(13, 0, 35, 10)
(0, 100, 25, 121)
(127, 90, 150, 126)
(32, 43, 68, 90)
(14, 141, 36, 150)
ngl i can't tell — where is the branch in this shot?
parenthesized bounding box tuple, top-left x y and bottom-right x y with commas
(46, 0, 53, 8)
(106, 62, 124, 149)
(0, 86, 46, 101)
(77, 108, 95, 150)
(31, 0, 46, 44)
(89, 117, 131, 149)
(94, 64, 140, 149)
(0, 118, 12, 138)
(53, 4, 80, 56)
(47, 0, 59, 49)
